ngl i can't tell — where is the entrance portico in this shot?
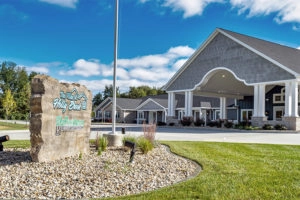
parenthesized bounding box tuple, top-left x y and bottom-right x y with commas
(164, 28, 300, 130)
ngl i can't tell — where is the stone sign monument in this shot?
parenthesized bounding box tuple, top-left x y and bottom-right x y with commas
(30, 75, 92, 162)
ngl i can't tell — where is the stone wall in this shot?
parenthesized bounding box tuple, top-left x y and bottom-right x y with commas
(30, 75, 92, 162)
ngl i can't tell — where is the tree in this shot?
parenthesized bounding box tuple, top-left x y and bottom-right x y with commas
(2, 89, 16, 120)
(0, 61, 33, 119)
(92, 92, 103, 107)
(103, 84, 120, 99)
(127, 85, 166, 98)
(29, 71, 40, 81)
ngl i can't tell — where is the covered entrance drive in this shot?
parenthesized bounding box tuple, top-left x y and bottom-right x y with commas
(163, 28, 300, 130)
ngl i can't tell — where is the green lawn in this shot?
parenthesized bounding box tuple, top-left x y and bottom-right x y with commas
(4, 140, 300, 199)
(0, 121, 29, 130)
(111, 141, 300, 200)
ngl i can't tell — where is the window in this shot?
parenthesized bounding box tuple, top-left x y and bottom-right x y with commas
(178, 110, 185, 120)
(241, 109, 253, 121)
(105, 111, 111, 118)
(215, 110, 220, 120)
(138, 111, 144, 119)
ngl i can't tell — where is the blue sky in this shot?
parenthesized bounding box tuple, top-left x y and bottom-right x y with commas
(1, 0, 300, 95)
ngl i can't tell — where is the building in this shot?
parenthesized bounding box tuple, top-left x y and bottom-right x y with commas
(163, 28, 300, 130)
(93, 94, 235, 125)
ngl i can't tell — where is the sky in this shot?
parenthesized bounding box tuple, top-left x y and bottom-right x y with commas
(1, 0, 300, 95)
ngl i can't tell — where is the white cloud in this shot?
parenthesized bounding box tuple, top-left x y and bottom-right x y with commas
(173, 58, 189, 70)
(146, 0, 300, 26)
(52, 45, 195, 93)
(230, 0, 300, 23)
(26, 66, 49, 74)
(39, 0, 78, 9)
(163, 0, 224, 18)
(166, 46, 195, 58)
(118, 55, 170, 69)
(24, 61, 67, 74)
(59, 59, 102, 77)
(297, 47, 300, 50)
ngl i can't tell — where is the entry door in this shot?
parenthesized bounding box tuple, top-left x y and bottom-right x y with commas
(273, 107, 284, 121)
(149, 111, 156, 124)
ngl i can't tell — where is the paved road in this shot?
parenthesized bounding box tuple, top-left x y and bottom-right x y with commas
(2, 124, 300, 145)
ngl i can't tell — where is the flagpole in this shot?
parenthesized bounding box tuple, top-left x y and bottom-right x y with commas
(112, 0, 119, 134)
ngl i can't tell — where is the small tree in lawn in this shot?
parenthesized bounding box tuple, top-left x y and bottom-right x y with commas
(2, 89, 16, 120)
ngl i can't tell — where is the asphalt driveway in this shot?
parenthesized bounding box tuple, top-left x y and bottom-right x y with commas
(2, 124, 300, 145)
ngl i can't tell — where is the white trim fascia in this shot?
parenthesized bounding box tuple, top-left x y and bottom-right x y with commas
(167, 89, 193, 93)
(218, 28, 300, 78)
(250, 78, 300, 86)
(101, 101, 123, 111)
(136, 98, 166, 110)
(193, 67, 250, 89)
(163, 30, 220, 91)
(93, 97, 112, 112)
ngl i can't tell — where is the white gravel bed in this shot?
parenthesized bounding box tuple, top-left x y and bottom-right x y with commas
(0, 145, 199, 199)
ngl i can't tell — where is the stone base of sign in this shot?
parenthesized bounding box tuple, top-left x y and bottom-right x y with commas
(30, 75, 92, 162)
(103, 133, 123, 147)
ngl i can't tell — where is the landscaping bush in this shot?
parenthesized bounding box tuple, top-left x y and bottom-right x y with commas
(180, 117, 193, 126)
(240, 120, 251, 127)
(157, 121, 167, 126)
(122, 135, 137, 145)
(137, 137, 154, 154)
(194, 118, 205, 127)
(169, 122, 175, 126)
(262, 124, 274, 130)
(274, 124, 288, 130)
(94, 133, 108, 152)
(224, 120, 233, 128)
(207, 120, 217, 127)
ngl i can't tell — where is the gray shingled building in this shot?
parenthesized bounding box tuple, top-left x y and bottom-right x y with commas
(163, 28, 300, 130)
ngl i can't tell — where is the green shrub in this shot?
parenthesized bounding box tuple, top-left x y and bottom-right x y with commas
(95, 134, 108, 151)
(180, 117, 193, 126)
(224, 120, 233, 128)
(274, 124, 288, 130)
(100, 136, 108, 151)
(194, 118, 205, 127)
(122, 135, 137, 145)
(137, 137, 153, 154)
(262, 124, 274, 130)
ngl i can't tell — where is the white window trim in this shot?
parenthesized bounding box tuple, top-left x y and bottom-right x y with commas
(240, 109, 253, 121)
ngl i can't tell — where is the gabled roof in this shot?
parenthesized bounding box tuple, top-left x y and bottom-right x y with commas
(219, 28, 300, 75)
(115, 98, 143, 110)
(163, 28, 300, 91)
(94, 97, 143, 112)
(137, 94, 169, 111)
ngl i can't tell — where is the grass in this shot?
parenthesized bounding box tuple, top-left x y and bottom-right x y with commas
(110, 141, 300, 200)
(3, 140, 31, 148)
(3, 140, 300, 199)
(0, 121, 29, 130)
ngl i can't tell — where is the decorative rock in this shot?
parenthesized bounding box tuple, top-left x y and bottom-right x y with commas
(0, 145, 200, 199)
(30, 75, 92, 162)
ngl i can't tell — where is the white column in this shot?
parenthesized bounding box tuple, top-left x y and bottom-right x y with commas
(168, 92, 175, 116)
(291, 81, 299, 117)
(258, 84, 266, 117)
(219, 97, 227, 119)
(285, 82, 292, 117)
(184, 91, 193, 116)
(254, 84, 265, 117)
(253, 85, 259, 117)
